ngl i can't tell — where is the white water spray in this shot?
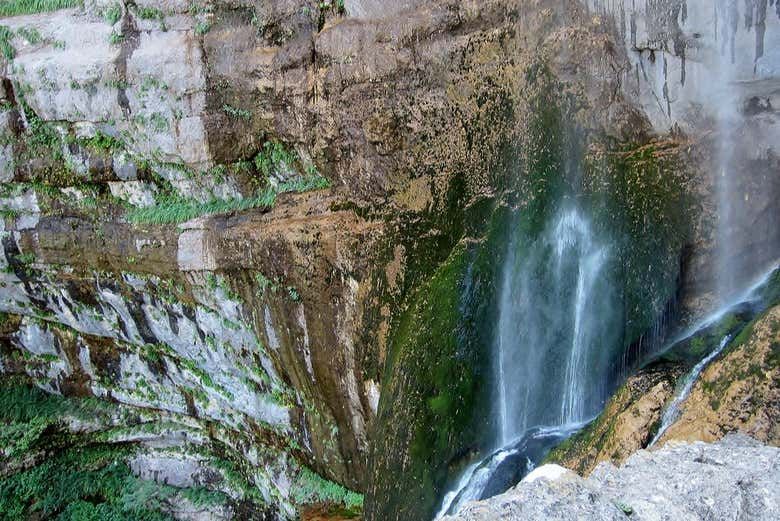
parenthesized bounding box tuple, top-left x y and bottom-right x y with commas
(495, 208, 613, 442)
(436, 208, 617, 519)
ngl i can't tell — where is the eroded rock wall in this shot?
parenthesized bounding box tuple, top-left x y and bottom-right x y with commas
(2, 0, 639, 517)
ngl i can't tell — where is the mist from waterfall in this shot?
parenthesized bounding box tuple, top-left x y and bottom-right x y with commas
(701, 0, 780, 301)
(494, 207, 618, 445)
(433, 3, 780, 518)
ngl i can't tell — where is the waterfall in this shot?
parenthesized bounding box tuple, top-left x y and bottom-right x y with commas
(647, 262, 779, 447)
(432, 2, 780, 517)
(495, 207, 615, 442)
(433, 424, 585, 519)
(649, 334, 733, 447)
(435, 207, 619, 519)
(713, 1, 743, 302)
(705, 0, 780, 300)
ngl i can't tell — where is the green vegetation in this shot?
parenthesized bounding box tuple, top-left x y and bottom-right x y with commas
(194, 21, 210, 35)
(255, 272, 278, 294)
(136, 6, 166, 30)
(585, 138, 693, 348)
(0, 25, 16, 60)
(222, 103, 251, 121)
(15, 252, 36, 264)
(108, 30, 124, 45)
(318, 0, 346, 14)
(127, 174, 330, 225)
(137, 6, 164, 20)
(11, 99, 76, 184)
(148, 112, 168, 132)
(659, 311, 748, 365)
(287, 286, 301, 302)
(103, 3, 121, 25)
(0, 0, 81, 17)
(16, 26, 42, 44)
(0, 380, 230, 520)
(140, 76, 168, 93)
(615, 501, 634, 516)
(254, 140, 296, 178)
(75, 130, 123, 152)
(290, 467, 363, 513)
(373, 202, 509, 520)
(0, 446, 173, 520)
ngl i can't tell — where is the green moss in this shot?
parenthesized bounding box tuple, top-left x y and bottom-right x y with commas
(370, 202, 511, 520)
(759, 268, 780, 307)
(0, 0, 81, 17)
(584, 139, 692, 349)
(290, 467, 363, 513)
(659, 310, 751, 366)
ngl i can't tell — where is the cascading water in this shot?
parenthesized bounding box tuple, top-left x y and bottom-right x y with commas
(495, 207, 616, 442)
(649, 334, 733, 447)
(702, 0, 780, 300)
(433, 3, 780, 518)
(649, 262, 779, 447)
(435, 206, 620, 518)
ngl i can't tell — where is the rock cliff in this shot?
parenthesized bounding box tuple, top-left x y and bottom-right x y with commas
(0, 1, 778, 520)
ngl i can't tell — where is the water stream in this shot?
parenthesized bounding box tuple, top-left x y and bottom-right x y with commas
(649, 262, 779, 446)
(494, 207, 616, 443)
(649, 334, 732, 447)
(434, 422, 588, 518)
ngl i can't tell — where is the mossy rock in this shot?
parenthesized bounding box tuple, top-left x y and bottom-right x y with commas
(368, 202, 511, 521)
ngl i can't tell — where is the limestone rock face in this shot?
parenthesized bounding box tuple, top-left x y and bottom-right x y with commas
(547, 364, 683, 475)
(445, 435, 780, 521)
(598, 0, 780, 312)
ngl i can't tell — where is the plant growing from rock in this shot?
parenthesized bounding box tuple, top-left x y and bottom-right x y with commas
(0, 0, 81, 17)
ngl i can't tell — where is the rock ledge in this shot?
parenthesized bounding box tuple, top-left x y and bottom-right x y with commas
(444, 434, 779, 520)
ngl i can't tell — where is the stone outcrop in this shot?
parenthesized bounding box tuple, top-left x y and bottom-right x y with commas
(656, 304, 780, 446)
(445, 434, 780, 520)
(549, 296, 780, 475)
(547, 363, 683, 475)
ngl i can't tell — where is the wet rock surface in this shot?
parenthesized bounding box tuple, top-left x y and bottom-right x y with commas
(549, 296, 780, 475)
(445, 434, 780, 521)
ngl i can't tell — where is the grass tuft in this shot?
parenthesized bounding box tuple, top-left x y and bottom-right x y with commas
(127, 175, 331, 225)
(0, 0, 82, 17)
(290, 467, 363, 512)
(0, 26, 15, 60)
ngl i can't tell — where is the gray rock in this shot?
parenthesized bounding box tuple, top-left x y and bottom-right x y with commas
(445, 435, 780, 521)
